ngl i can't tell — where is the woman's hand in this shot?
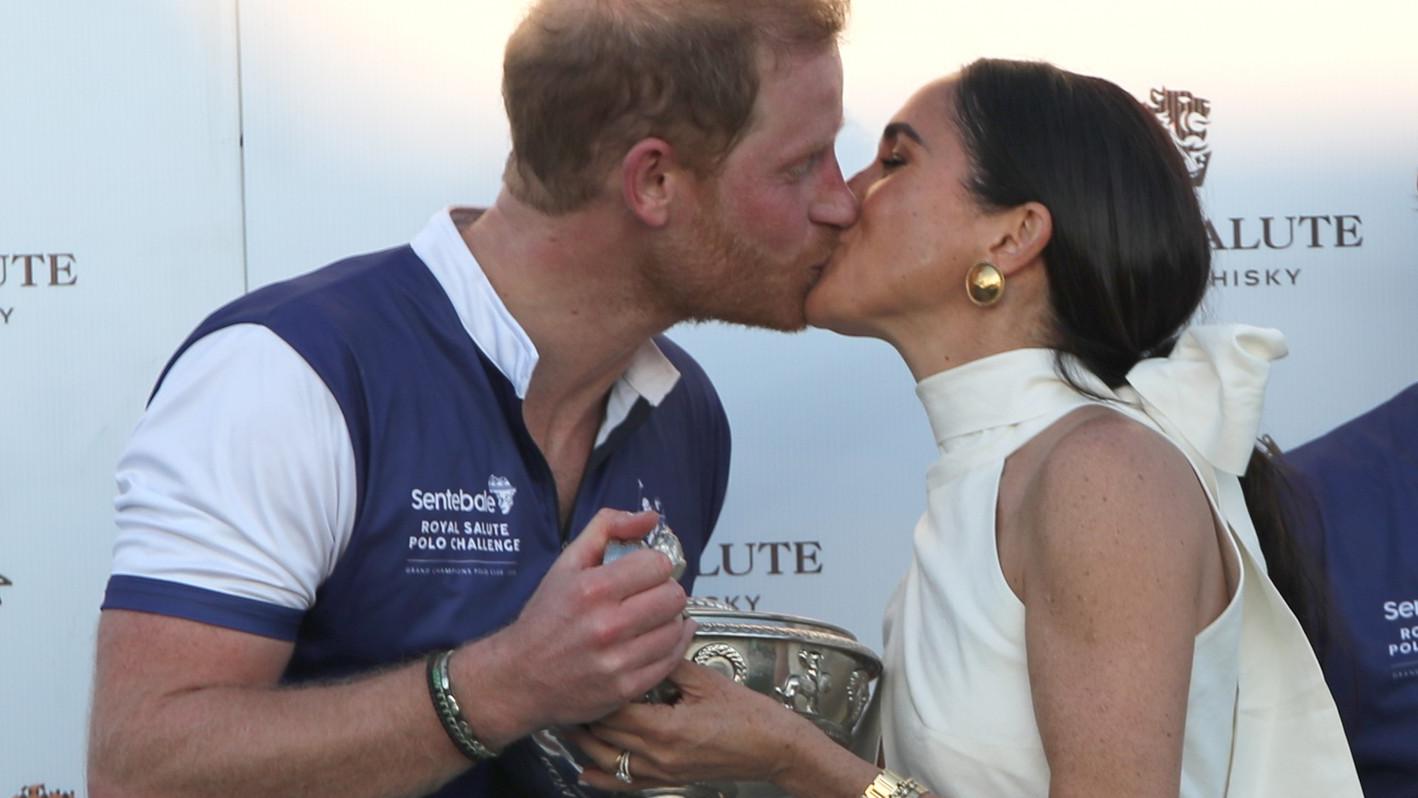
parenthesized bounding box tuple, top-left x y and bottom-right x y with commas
(567, 659, 815, 791)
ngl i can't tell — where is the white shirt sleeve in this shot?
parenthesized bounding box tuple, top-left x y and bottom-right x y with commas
(111, 323, 357, 611)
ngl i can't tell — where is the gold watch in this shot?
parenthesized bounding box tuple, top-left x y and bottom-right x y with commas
(863, 769, 928, 798)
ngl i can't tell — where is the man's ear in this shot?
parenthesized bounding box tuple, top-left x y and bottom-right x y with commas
(621, 138, 683, 228)
(987, 201, 1052, 276)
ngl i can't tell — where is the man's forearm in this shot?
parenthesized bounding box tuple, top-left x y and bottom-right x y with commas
(89, 657, 477, 798)
(89, 510, 686, 798)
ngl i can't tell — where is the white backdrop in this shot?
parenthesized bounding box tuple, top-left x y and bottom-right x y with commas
(3, 1, 1416, 793)
(2, 2, 245, 794)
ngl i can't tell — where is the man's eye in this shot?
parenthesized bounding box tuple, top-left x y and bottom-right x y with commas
(880, 153, 906, 170)
(787, 153, 821, 180)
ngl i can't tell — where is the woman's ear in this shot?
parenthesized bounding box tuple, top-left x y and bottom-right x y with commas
(621, 138, 680, 228)
(988, 201, 1052, 276)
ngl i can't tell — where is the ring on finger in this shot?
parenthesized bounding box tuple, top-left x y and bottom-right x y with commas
(614, 749, 633, 784)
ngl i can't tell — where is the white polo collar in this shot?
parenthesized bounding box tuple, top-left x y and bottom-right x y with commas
(410, 207, 681, 446)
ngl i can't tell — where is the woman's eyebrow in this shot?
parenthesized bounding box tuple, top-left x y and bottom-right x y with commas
(883, 121, 925, 147)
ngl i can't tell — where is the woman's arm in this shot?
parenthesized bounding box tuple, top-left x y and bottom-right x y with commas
(1013, 412, 1227, 798)
(573, 661, 914, 798)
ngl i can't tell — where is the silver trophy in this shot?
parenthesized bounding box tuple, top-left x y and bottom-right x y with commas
(648, 597, 884, 798)
(533, 537, 884, 798)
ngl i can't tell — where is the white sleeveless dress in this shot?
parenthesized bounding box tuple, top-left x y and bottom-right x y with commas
(880, 325, 1362, 797)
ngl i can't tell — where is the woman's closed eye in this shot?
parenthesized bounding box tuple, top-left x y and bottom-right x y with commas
(880, 151, 906, 170)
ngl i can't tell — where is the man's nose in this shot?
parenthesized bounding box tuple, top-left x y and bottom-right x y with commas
(812, 155, 861, 229)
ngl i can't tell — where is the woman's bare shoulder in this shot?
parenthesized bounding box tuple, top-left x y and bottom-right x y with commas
(1006, 405, 1218, 598)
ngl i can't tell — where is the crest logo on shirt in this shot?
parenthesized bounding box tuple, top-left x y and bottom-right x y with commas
(638, 479, 676, 519)
(488, 475, 516, 515)
(1146, 87, 1212, 187)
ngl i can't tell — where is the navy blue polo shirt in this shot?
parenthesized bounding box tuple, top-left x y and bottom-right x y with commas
(103, 210, 731, 797)
(1289, 384, 1418, 798)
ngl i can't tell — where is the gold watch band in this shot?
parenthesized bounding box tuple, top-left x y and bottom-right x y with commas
(863, 769, 927, 798)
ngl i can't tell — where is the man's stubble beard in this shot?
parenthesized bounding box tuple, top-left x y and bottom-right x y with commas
(645, 191, 817, 333)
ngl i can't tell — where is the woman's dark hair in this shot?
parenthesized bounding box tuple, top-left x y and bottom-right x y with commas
(950, 58, 1329, 653)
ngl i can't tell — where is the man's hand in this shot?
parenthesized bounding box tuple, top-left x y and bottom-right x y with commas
(457, 509, 696, 747)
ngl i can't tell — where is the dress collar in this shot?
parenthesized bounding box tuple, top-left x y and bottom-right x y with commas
(915, 347, 1074, 449)
(915, 325, 1288, 477)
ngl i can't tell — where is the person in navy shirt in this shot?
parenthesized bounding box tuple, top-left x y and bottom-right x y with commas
(87, 1, 859, 796)
(1288, 384, 1418, 798)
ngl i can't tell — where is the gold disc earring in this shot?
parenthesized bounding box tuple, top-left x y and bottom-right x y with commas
(966, 261, 1005, 307)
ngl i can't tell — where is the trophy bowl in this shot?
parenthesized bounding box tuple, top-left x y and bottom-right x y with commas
(526, 597, 883, 798)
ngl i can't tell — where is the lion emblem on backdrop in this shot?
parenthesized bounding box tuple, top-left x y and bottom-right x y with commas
(1147, 87, 1212, 187)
